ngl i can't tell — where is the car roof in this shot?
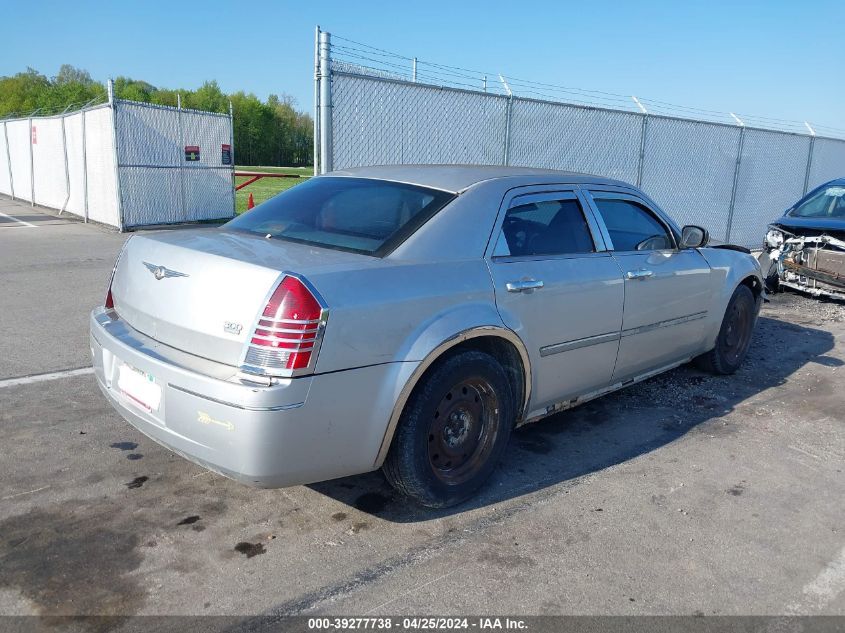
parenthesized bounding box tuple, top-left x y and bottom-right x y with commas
(326, 164, 631, 193)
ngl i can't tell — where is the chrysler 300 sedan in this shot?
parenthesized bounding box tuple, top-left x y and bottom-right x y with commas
(91, 165, 764, 507)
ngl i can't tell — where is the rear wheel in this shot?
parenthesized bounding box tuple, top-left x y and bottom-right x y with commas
(694, 285, 757, 375)
(382, 350, 515, 508)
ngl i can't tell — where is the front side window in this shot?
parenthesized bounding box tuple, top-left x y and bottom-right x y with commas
(788, 184, 845, 219)
(591, 197, 673, 251)
(224, 177, 455, 256)
(497, 197, 595, 257)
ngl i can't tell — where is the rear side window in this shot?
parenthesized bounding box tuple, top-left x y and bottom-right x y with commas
(225, 177, 455, 256)
(591, 197, 673, 251)
(497, 197, 595, 257)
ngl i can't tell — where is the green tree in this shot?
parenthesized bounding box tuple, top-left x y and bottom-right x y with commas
(0, 65, 313, 166)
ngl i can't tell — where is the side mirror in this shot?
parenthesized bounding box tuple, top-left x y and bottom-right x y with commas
(680, 225, 709, 249)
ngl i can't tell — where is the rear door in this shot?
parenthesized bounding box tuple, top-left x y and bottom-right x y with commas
(486, 187, 625, 414)
(583, 190, 713, 382)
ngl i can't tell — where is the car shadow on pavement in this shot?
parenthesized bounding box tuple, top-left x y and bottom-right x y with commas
(308, 312, 837, 522)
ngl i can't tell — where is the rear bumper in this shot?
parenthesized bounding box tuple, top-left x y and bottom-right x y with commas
(90, 308, 410, 487)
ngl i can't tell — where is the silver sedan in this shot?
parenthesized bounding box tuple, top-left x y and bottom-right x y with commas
(91, 165, 764, 507)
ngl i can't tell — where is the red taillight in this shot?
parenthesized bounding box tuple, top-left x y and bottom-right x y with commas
(244, 276, 326, 374)
(105, 287, 114, 309)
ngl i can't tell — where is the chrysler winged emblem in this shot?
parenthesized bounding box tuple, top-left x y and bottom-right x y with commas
(143, 261, 189, 281)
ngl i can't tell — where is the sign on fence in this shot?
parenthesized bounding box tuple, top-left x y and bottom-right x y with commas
(0, 85, 236, 230)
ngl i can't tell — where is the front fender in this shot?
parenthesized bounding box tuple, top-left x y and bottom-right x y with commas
(697, 247, 764, 350)
(371, 304, 531, 468)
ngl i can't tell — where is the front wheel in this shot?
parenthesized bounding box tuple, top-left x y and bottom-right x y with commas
(694, 284, 757, 375)
(382, 350, 515, 508)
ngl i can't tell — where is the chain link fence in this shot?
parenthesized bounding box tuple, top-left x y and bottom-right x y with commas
(0, 84, 234, 230)
(316, 31, 845, 247)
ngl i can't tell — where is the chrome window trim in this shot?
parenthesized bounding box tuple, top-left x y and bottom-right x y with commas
(237, 270, 330, 379)
(582, 188, 682, 253)
(492, 251, 613, 265)
(485, 185, 609, 261)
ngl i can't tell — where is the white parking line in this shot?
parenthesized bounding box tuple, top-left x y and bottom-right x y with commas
(0, 366, 94, 389)
(1, 485, 50, 501)
(0, 211, 38, 228)
(802, 545, 845, 608)
(787, 544, 845, 613)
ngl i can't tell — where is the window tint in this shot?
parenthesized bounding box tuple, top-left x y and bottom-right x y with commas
(592, 198, 673, 251)
(498, 198, 595, 257)
(788, 185, 845, 219)
(224, 177, 455, 256)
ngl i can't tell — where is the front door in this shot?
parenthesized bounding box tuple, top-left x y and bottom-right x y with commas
(487, 189, 625, 414)
(584, 191, 714, 382)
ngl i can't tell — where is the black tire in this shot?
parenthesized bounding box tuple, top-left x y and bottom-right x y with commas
(382, 350, 515, 508)
(694, 285, 757, 375)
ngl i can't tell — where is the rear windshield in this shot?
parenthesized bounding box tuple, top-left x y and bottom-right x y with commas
(224, 177, 455, 256)
(789, 184, 845, 219)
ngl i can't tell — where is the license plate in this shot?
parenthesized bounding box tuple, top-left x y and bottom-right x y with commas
(117, 363, 162, 412)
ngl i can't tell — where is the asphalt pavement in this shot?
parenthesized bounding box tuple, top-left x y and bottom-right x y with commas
(1, 195, 843, 627)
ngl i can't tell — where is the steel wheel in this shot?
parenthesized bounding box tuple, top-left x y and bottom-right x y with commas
(720, 294, 753, 365)
(694, 284, 757, 375)
(427, 377, 500, 486)
(382, 350, 516, 507)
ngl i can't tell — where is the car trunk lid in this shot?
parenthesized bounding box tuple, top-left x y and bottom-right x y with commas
(110, 228, 373, 368)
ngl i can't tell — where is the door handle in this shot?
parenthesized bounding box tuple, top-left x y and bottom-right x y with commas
(625, 269, 654, 280)
(506, 279, 545, 293)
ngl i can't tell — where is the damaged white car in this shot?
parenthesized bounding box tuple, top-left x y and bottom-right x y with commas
(759, 179, 845, 300)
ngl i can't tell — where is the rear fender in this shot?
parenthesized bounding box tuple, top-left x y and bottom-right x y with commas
(372, 304, 531, 468)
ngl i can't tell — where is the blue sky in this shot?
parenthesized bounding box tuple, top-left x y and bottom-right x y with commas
(2, 0, 843, 131)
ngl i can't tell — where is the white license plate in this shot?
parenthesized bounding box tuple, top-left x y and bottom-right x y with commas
(117, 363, 162, 412)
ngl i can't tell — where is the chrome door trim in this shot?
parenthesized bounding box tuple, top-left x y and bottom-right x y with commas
(538, 310, 709, 360)
(620, 310, 708, 338)
(374, 325, 533, 467)
(540, 331, 621, 357)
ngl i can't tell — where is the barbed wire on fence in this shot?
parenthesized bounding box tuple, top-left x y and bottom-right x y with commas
(328, 33, 842, 139)
(0, 94, 109, 121)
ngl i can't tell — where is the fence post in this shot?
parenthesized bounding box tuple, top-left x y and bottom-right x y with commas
(108, 80, 125, 230)
(28, 117, 34, 206)
(176, 93, 187, 222)
(502, 97, 513, 167)
(803, 122, 816, 195)
(319, 31, 333, 174)
(313, 25, 321, 176)
(499, 75, 513, 167)
(59, 115, 70, 214)
(725, 113, 745, 244)
(3, 121, 14, 199)
(229, 100, 236, 216)
(81, 109, 89, 222)
(632, 97, 649, 187)
(412, 57, 417, 82)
